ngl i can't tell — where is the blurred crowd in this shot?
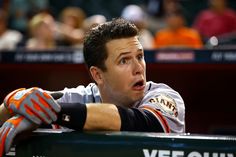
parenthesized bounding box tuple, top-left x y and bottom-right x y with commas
(0, 0, 235, 51)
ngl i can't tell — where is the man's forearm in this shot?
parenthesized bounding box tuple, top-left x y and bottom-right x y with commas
(84, 103, 121, 131)
(55, 102, 121, 131)
(0, 103, 11, 125)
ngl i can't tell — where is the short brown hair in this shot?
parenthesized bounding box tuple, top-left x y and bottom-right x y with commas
(83, 18, 139, 71)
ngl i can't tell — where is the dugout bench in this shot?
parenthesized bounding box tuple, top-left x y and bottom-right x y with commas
(5, 129, 236, 157)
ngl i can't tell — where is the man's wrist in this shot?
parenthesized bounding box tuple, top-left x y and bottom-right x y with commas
(3, 101, 13, 116)
(54, 102, 87, 130)
(0, 103, 12, 125)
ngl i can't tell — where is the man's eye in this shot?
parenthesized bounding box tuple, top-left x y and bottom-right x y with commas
(137, 54, 144, 60)
(120, 58, 127, 64)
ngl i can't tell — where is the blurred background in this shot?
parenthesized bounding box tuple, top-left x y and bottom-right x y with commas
(0, 0, 236, 49)
(0, 0, 236, 135)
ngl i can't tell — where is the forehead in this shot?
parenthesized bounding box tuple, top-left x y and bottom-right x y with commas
(105, 36, 143, 57)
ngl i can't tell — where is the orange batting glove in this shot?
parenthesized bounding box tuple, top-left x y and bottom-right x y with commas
(0, 115, 37, 157)
(4, 87, 61, 125)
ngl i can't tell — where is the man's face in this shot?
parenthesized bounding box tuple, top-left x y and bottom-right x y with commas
(99, 36, 146, 107)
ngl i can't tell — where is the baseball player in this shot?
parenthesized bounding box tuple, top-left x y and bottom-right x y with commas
(0, 18, 185, 156)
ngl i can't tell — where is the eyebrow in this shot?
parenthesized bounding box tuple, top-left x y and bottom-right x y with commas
(117, 51, 131, 58)
(114, 51, 130, 62)
(116, 48, 143, 58)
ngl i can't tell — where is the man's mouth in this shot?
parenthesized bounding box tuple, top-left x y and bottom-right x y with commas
(132, 80, 145, 91)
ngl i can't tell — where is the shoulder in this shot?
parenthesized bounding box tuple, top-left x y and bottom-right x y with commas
(4, 30, 21, 35)
(143, 81, 184, 109)
(136, 81, 185, 133)
(2, 30, 22, 40)
(155, 29, 171, 36)
(62, 83, 97, 94)
(57, 83, 101, 104)
(145, 81, 180, 95)
(197, 9, 213, 17)
(181, 27, 201, 37)
(224, 9, 236, 18)
(194, 9, 215, 22)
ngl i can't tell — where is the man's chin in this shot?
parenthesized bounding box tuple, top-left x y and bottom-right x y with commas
(120, 94, 142, 108)
(132, 92, 144, 102)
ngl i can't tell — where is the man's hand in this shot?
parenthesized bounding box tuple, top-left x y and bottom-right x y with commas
(0, 115, 37, 157)
(4, 87, 61, 125)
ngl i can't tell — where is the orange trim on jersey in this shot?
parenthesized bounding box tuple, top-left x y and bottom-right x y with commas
(141, 106, 170, 133)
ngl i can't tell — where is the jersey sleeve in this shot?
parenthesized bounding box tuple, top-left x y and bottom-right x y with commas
(138, 82, 185, 133)
(57, 83, 101, 104)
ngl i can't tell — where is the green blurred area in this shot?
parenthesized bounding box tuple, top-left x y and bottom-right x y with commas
(48, 0, 236, 25)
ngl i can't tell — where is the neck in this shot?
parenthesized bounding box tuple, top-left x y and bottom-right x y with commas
(99, 88, 133, 108)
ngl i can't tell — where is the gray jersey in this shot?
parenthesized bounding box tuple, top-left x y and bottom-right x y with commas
(57, 81, 185, 133)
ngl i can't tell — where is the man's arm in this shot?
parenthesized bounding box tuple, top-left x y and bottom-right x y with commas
(0, 89, 63, 157)
(56, 102, 165, 132)
(84, 103, 121, 130)
(0, 103, 11, 125)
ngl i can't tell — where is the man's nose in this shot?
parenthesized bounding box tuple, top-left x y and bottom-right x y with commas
(132, 59, 144, 75)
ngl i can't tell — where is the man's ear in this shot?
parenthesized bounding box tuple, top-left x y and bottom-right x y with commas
(89, 66, 103, 85)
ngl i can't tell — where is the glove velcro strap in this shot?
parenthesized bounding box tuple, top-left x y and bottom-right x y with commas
(4, 88, 25, 115)
(54, 102, 87, 131)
